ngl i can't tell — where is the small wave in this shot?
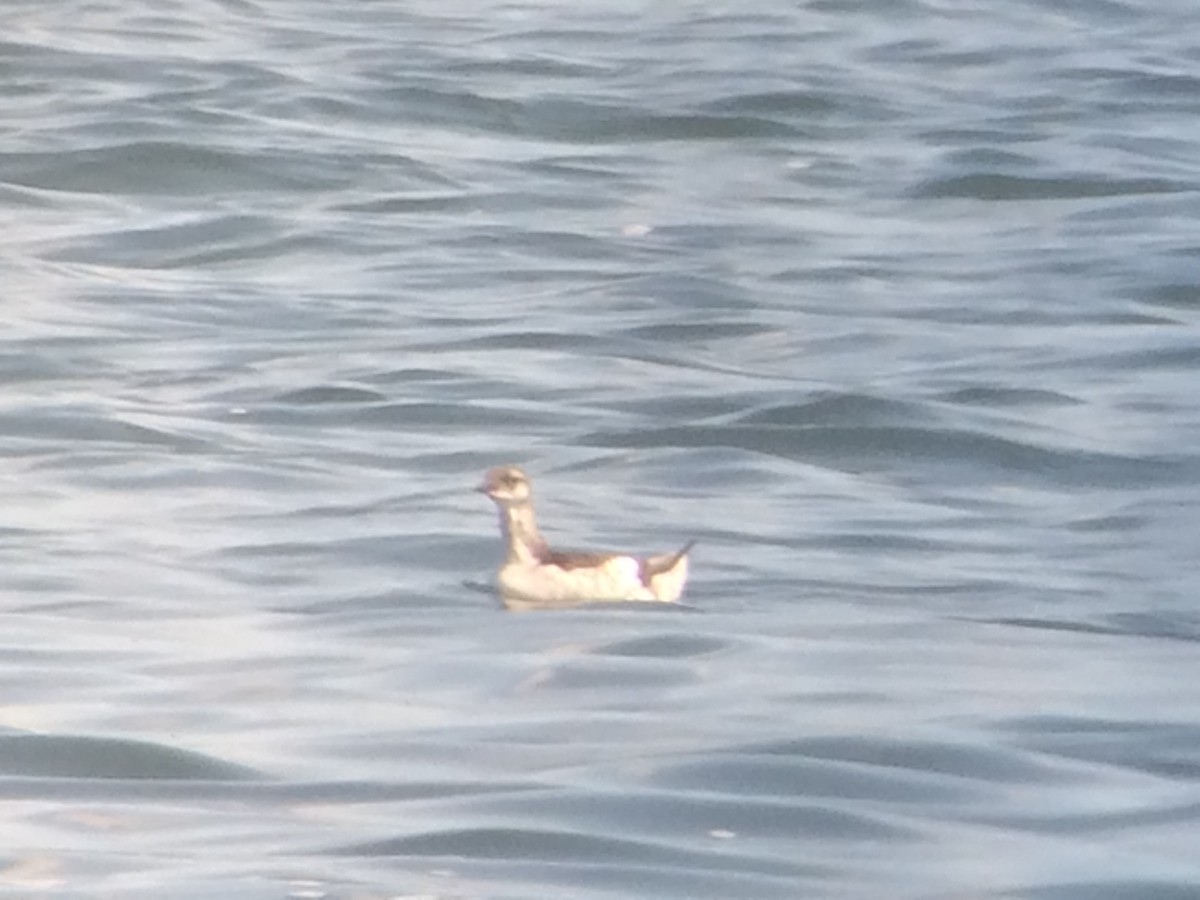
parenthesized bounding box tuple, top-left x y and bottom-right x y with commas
(937, 386, 1083, 408)
(274, 385, 387, 405)
(593, 633, 730, 658)
(1, 141, 337, 196)
(1000, 715, 1200, 780)
(341, 825, 812, 879)
(580, 422, 1190, 487)
(912, 172, 1185, 201)
(0, 734, 259, 780)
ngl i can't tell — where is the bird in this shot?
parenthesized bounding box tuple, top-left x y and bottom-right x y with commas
(477, 464, 694, 610)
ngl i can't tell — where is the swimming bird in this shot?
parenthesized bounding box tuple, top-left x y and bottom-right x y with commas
(477, 464, 693, 610)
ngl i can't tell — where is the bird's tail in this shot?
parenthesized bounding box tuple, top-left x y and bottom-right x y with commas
(644, 540, 695, 577)
(669, 539, 696, 568)
(642, 540, 695, 602)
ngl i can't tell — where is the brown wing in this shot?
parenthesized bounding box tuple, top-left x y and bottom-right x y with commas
(544, 548, 621, 570)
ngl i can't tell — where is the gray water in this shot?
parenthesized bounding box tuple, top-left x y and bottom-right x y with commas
(3, 0, 1200, 896)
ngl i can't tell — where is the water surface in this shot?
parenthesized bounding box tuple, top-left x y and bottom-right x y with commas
(3, 0, 1200, 896)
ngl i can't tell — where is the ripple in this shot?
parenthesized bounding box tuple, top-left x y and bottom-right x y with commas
(1002, 716, 1200, 780)
(45, 212, 293, 269)
(938, 386, 1083, 408)
(697, 90, 837, 117)
(1082, 340, 1200, 372)
(648, 752, 978, 804)
(466, 786, 910, 844)
(1142, 283, 1200, 310)
(730, 393, 936, 428)
(912, 173, 1186, 200)
(0, 735, 259, 780)
(748, 736, 1062, 784)
(274, 385, 388, 404)
(2, 410, 211, 453)
(985, 613, 1200, 644)
(580, 423, 1189, 487)
(0, 141, 337, 195)
(342, 826, 812, 879)
(981, 799, 1200, 836)
(1065, 513, 1145, 533)
(620, 321, 778, 342)
(592, 633, 730, 659)
(1020, 880, 1200, 900)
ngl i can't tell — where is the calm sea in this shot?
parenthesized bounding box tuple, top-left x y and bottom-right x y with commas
(3, 0, 1200, 897)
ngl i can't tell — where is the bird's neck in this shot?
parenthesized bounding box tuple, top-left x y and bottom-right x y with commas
(498, 500, 548, 564)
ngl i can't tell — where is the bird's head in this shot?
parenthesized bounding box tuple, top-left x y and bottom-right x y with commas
(477, 464, 532, 506)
